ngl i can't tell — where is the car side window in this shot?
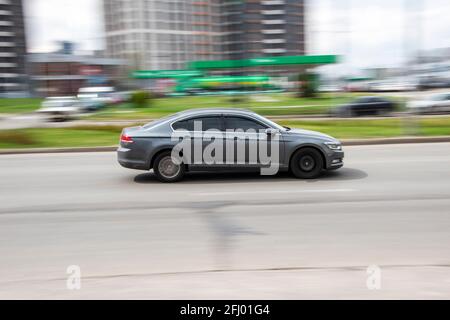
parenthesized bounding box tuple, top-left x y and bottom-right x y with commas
(224, 116, 268, 131)
(172, 119, 193, 131)
(173, 116, 222, 131)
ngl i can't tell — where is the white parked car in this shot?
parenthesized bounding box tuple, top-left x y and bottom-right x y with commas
(318, 84, 342, 93)
(37, 97, 83, 121)
(407, 93, 450, 114)
(370, 80, 417, 92)
(77, 86, 116, 109)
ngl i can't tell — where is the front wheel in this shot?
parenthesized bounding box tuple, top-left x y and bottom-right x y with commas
(153, 151, 185, 182)
(290, 147, 324, 179)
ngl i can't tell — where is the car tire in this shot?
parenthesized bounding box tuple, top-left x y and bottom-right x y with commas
(153, 151, 185, 182)
(290, 147, 324, 179)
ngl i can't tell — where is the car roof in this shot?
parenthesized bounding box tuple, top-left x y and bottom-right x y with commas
(175, 108, 255, 117)
(141, 108, 260, 130)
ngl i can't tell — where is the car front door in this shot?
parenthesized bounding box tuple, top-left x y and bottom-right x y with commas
(223, 115, 282, 169)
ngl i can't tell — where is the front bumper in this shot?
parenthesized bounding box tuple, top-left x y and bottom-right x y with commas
(326, 150, 344, 170)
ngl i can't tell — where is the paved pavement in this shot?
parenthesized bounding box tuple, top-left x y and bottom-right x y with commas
(0, 143, 449, 299)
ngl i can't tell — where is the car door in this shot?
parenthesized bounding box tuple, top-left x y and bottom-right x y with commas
(372, 98, 389, 114)
(353, 97, 370, 115)
(223, 115, 279, 168)
(445, 95, 450, 112)
(172, 115, 225, 167)
(367, 98, 383, 114)
(438, 94, 450, 112)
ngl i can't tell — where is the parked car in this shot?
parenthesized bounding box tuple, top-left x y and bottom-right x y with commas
(117, 108, 344, 182)
(36, 96, 83, 121)
(369, 80, 417, 92)
(417, 76, 450, 90)
(77, 97, 105, 112)
(318, 84, 342, 93)
(331, 96, 396, 117)
(77, 86, 116, 110)
(407, 93, 450, 114)
(110, 91, 133, 104)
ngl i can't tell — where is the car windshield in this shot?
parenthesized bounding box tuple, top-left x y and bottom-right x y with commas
(252, 113, 286, 131)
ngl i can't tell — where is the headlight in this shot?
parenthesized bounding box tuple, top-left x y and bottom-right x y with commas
(325, 142, 342, 151)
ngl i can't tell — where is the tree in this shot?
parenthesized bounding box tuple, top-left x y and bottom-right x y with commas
(297, 73, 318, 98)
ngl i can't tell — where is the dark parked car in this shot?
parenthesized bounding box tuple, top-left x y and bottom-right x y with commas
(331, 96, 396, 117)
(118, 109, 344, 182)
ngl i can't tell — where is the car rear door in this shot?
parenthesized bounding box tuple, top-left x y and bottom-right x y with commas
(172, 115, 225, 167)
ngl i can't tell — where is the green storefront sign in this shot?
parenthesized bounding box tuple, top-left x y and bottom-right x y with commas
(189, 55, 339, 70)
(132, 70, 204, 79)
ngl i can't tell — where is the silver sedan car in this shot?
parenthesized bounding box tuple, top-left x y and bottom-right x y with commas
(118, 108, 344, 182)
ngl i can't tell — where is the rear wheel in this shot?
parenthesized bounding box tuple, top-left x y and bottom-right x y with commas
(153, 151, 185, 182)
(290, 147, 324, 179)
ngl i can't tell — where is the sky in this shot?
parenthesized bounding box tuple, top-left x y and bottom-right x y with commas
(24, 0, 450, 73)
(24, 0, 104, 54)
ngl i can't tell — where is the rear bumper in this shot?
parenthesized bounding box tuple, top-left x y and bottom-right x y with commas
(117, 146, 148, 170)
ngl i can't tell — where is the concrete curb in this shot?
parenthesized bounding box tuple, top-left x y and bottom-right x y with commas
(1, 136, 450, 155)
(0, 146, 117, 155)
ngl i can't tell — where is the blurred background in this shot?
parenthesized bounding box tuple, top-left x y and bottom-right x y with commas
(1, 0, 450, 299)
(0, 0, 449, 145)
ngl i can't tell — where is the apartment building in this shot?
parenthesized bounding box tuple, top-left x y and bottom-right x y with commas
(104, 0, 222, 70)
(103, 0, 305, 71)
(0, 0, 28, 96)
(224, 0, 305, 59)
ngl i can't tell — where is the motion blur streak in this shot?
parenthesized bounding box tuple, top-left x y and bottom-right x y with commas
(0, 143, 449, 299)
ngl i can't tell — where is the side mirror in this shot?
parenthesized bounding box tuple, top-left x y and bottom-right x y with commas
(265, 128, 279, 136)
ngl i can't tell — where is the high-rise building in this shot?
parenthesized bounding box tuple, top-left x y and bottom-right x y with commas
(104, 0, 221, 71)
(0, 0, 28, 96)
(222, 0, 305, 60)
(103, 0, 305, 71)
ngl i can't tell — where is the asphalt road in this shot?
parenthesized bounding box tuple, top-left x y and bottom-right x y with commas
(0, 143, 449, 299)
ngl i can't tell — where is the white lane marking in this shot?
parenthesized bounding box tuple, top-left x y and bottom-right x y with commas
(192, 188, 356, 197)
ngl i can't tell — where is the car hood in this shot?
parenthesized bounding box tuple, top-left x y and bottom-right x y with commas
(287, 128, 338, 142)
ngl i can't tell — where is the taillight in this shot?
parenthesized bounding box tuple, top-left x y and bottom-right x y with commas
(120, 133, 134, 143)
